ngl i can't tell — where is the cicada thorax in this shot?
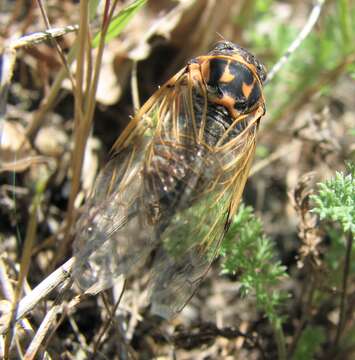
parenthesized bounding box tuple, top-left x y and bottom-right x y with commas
(199, 56, 264, 115)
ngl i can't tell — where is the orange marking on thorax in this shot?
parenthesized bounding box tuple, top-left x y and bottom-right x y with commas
(242, 80, 254, 98)
(220, 63, 235, 83)
(200, 60, 210, 84)
(213, 94, 239, 118)
(188, 62, 204, 84)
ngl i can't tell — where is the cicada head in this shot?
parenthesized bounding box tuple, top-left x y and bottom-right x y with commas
(195, 41, 266, 120)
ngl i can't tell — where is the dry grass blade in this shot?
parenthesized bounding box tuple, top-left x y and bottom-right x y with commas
(250, 144, 293, 176)
(3, 179, 47, 358)
(0, 258, 35, 343)
(59, 0, 121, 263)
(5, 26, 79, 50)
(36, 0, 77, 93)
(0, 24, 78, 131)
(92, 282, 126, 356)
(0, 156, 49, 173)
(0, 258, 75, 336)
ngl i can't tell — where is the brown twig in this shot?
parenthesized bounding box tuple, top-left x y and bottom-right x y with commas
(93, 281, 127, 355)
(0, 258, 75, 336)
(250, 143, 294, 176)
(23, 278, 72, 360)
(131, 60, 141, 111)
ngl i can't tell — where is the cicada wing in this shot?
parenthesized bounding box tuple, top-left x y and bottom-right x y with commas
(148, 122, 260, 318)
(148, 190, 231, 318)
(72, 143, 154, 293)
(72, 72, 189, 293)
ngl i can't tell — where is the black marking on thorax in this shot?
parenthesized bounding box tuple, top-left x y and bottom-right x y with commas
(207, 58, 261, 112)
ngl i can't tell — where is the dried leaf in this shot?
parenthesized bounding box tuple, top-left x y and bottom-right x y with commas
(290, 172, 323, 268)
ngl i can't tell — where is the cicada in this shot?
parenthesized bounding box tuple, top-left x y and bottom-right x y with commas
(73, 41, 266, 318)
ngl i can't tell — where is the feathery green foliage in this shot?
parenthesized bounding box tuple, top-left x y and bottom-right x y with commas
(220, 204, 288, 324)
(311, 163, 355, 235)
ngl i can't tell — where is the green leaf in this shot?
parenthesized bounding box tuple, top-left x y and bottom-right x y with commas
(92, 0, 147, 48)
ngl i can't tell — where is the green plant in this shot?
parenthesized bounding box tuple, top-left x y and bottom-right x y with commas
(305, 163, 355, 353)
(92, 0, 147, 47)
(292, 325, 326, 360)
(220, 204, 288, 359)
(311, 163, 355, 236)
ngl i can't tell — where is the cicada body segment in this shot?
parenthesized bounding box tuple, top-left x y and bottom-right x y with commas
(73, 41, 266, 318)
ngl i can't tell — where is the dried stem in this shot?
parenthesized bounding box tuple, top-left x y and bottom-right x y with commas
(131, 61, 141, 111)
(36, 0, 76, 90)
(93, 281, 126, 355)
(23, 279, 72, 360)
(334, 231, 354, 348)
(0, 258, 75, 336)
(59, 0, 120, 263)
(3, 180, 46, 359)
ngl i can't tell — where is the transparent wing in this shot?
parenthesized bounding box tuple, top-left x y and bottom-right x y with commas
(72, 142, 154, 292)
(148, 121, 259, 318)
(72, 68, 191, 292)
